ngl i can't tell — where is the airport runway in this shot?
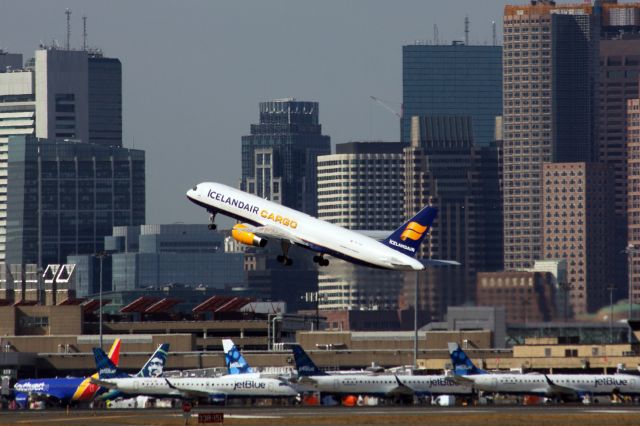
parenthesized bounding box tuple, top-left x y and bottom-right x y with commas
(4, 405, 640, 426)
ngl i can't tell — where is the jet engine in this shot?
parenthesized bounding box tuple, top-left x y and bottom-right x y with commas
(232, 224, 267, 247)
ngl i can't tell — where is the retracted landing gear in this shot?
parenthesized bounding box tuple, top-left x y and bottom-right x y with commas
(313, 254, 330, 267)
(207, 211, 217, 230)
(277, 240, 293, 266)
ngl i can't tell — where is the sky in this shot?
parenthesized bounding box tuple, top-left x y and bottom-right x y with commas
(2, 0, 518, 225)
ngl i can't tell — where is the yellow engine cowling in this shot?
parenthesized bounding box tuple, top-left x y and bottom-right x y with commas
(232, 224, 267, 247)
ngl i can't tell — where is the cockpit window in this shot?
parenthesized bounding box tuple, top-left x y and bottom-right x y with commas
(192, 186, 198, 191)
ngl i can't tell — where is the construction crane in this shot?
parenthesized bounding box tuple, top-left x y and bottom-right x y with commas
(369, 96, 402, 118)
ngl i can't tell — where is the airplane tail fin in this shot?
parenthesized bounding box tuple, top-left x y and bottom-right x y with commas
(106, 338, 122, 366)
(93, 347, 127, 379)
(292, 345, 327, 376)
(448, 342, 486, 375)
(136, 343, 170, 377)
(383, 206, 437, 257)
(223, 339, 253, 374)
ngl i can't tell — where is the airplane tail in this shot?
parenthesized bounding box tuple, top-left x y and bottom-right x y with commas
(448, 342, 486, 375)
(93, 347, 128, 379)
(292, 345, 327, 376)
(106, 338, 122, 365)
(223, 339, 253, 374)
(136, 343, 170, 377)
(382, 206, 438, 257)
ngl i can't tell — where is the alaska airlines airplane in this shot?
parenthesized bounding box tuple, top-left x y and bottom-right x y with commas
(94, 343, 170, 401)
(448, 342, 640, 400)
(292, 345, 470, 399)
(13, 339, 122, 407)
(91, 347, 298, 402)
(186, 182, 459, 270)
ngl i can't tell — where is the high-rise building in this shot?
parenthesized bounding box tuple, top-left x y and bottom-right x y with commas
(240, 99, 330, 216)
(5, 135, 145, 268)
(502, 2, 599, 270)
(0, 47, 124, 262)
(401, 116, 502, 320)
(542, 162, 615, 315)
(598, 1, 640, 304)
(88, 53, 122, 147)
(402, 43, 502, 146)
(627, 99, 640, 305)
(316, 142, 405, 311)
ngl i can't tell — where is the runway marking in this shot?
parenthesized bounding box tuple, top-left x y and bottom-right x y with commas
(226, 415, 283, 419)
(15, 414, 162, 423)
(585, 410, 639, 414)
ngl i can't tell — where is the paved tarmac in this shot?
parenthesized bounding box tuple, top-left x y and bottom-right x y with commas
(3, 405, 640, 426)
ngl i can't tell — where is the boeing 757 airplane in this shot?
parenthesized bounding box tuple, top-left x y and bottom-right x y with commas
(186, 182, 459, 270)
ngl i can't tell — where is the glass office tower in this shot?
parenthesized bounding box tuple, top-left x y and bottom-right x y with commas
(402, 43, 503, 146)
(5, 135, 145, 267)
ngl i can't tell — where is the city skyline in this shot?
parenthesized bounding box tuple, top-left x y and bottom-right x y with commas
(1, 0, 510, 225)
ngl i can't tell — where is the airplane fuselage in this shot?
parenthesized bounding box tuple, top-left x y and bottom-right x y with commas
(13, 376, 101, 406)
(465, 373, 640, 397)
(301, 374, 471, 397)
(186, 182, 424, 271)
(102, 376, 298, 399)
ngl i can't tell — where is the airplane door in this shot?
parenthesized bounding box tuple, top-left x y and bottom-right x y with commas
(267, 382, 275, 392)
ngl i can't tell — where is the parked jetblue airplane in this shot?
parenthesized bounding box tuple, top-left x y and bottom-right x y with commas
(448, 342, 640, 400)
(94, 343, 170, 401)
(91, 347, 298, 401)
(292, 345, 470, 399)
(13, 339, 122, 408)
(186, 182, 459, 270)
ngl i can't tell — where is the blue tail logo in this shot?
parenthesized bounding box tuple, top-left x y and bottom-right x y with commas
(223, 339, 253, 374)
(93, 348, 127, 379)
(383, 206, 437, 257)
(448, 342, 486, 375)
(138, 343, 170, 377)
(292, 345, 327, 376)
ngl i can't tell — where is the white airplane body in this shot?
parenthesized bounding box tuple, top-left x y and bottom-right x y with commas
(459, 373, 640, 398)
(94, 375, 298, 400)
(300, 374, 471, 398)
(186, 182, 458, 271)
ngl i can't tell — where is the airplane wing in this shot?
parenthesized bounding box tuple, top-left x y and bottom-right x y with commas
(543, 375, 577, 396)
(163, 378, 214, 398)
(422, 259, 461, 267)
(385, 376, 415, 398)
(89, 378, 118, 390)
(240, 224, 308, 247)
(452, 375, 476, 385)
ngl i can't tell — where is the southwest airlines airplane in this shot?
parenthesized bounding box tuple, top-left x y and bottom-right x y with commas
(13, 339, 121, 407)
(186, 182, 458, 270)
(448, 343, 640, 400)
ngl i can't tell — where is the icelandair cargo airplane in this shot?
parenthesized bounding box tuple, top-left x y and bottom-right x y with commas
(13, 339, 122, 407)
(186, 182, 459, 270)
(292, 345, 470, 399)
(448, 343, 640, 400)
(91, 347, 298, 402)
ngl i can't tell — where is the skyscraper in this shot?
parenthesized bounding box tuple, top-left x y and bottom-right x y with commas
(241, 99, 330, 216)
(0, 47, 124, 262)
(502, 2, 599, 270)
(5, 135, 145, 267)
(316, 142, 405, 311)
(402, 43, 502, 146)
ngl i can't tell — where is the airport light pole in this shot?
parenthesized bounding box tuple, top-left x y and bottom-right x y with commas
(607, 284, 616, 345)
(95, 251, 109, 349)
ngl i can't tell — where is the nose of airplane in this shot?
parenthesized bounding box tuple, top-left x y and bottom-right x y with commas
(186, 186, 198, 200)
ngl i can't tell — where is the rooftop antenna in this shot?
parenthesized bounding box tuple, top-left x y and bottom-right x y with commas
(65, 8, 72, 50)
(464, 15, 470, 45)
(83, 15, 87, 51)
(492, 20, 497, 46)
(433, 24, 439, 45)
